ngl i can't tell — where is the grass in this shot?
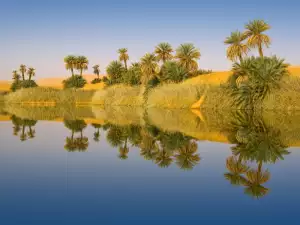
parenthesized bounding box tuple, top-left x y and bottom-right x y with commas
(92, 84, 145, 106)
(4, 87, 95, 105)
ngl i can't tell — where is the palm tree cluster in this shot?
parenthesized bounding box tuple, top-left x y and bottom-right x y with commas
(11, 115, 37, 141)
(64, 55, 89, 77)
(102, 43, 208, 87)
(10, 64, 38, 91)
(225, 19, 271, 62)
(103, 123, 201, 169)
(64, 120, 89, 152)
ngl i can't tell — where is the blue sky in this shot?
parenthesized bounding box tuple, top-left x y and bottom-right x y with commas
(1, 0, 299, 79)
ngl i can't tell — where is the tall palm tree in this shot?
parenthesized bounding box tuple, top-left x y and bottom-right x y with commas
(19, 64, 26, 81)
(154, 42, 173, 63)
(12, 70, 21, 81)
(92, 65, 100, 79)
(243, 162, 270, 199)
(140, 53, 159, 85)
(76, 56, 89, 76)
(27, 67, 35, 81)
(224, 156, 249, 186)
(175, 43, 201, 72)
(244, 19, 271, 57)
(175, 141, 200, 170)
(224, 31, 249, 62)
(118, 48, 129, 70)
(64, 55, 77, 77)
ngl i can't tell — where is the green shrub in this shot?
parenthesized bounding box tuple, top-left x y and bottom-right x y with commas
(63, 75, 87, 89)
(106, 61, 125, 85)
(91, 78, 102, 84)
(10, 80, 38, 92)
(160, 61, 189, 83)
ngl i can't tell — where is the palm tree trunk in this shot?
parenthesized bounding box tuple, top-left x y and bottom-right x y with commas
(239, 54, 243, 62)
(97, 73, 100, 79)
(124, 60, 128, 70)
(71, 68, 74, 77)
(29, 75, 31, 81)
(80, 68, 83, 77)
(258, 44, 264, 57)
(22, 73, 25, 81)
(71, 131, 74, 141)
(22, 125, 25, 137)
(80, 130, 83, 139)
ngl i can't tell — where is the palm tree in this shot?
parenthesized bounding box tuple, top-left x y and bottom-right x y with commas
(175, 43, 201, 72)
(243, 162, 270, 199)
(12, 70, 21, 81)
(76, 56, 89, 76)
(224, 156, 249, 186)
(244, 20, 271, 57)
(27, 67, 35, 81)
(19, 64, 26, 81)
(224, 31, 249, 62)
(92, 65, 100, 79)
(118, 48, 129, 70)
(175, 141, 200, 170)
(154, 42, 173, 63)
(64, 55, 77, 77)
(106, 60, 125, 84)
(140, 53, 159, 85)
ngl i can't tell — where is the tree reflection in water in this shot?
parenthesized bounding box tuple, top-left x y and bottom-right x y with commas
(64, 119, 89, 152)
(224, 110, 290, 199)
(11, 115, 37, 142)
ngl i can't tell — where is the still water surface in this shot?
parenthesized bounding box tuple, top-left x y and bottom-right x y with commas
(0, 107, 299, 224)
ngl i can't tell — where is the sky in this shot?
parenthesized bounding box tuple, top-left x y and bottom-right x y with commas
(1, 0, 300, 79)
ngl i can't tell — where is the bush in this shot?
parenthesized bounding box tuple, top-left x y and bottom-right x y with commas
(160, 61, 189, 83)
(91, 78, 102, 84)
(106, 61, 125, 85)
(63, 75, 87, 89)
(10, 80, 38, 92)
(122, 65, 142, 86)
(189, 69, 213, 78)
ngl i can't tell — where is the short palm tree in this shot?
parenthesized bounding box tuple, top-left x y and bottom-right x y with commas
(76, 56, 89, 76)
(244, 19, 271, 57)
(224, 156, 249, 186)
(175, 43, 201, 72)
(175, 141, 200, 170)
(224, 31, 249, 62)
(243, 162, 270, 199)
(19, 64, 26, 80)
(155, 149, 173, 168)
(154, 42, 173, 63)
(118, 48, 129, 70)
(140, 53, 159, 85)
(92, 65, 100, 79)
(64, 55, 77, 77)
(12, 70, 21, 81)
(27, 67, 35, 81)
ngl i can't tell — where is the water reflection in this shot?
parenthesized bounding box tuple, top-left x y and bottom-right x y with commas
(2, 106, 297, 199)
(224, 110, 290, 198)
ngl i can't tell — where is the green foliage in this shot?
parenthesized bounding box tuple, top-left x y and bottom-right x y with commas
(154, 42, 173, 63)
(229, 56, 289, 109)
(91, 78, 102, 84)
(10, 80, 38, 92)
(175, 43, 200, 72)
(160, 61, 189, 83)
(63, 75, 87, 89)
(106, 61, 125, 85)
(122, 63, 142, 85)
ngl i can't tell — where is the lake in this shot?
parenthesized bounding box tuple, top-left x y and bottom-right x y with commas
(0, 105, 299, 224)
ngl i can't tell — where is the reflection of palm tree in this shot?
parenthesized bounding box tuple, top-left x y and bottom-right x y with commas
(20, 125, 27, 142)
(139, 131, 158, 161)
(64, 136, 77, 152)
(155, 149, 173, 168)
(224, 156, 248, 186)
(75, 136, 89, 152)
(243, 162, 270, 199)
(175, 141, 200, 170)
(91, 123, 102, 142)
(64, 119, 88, 152)
(118, 138, 129, 160)
(106, 126, 124, 147)
(27, 126, 36, 139)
